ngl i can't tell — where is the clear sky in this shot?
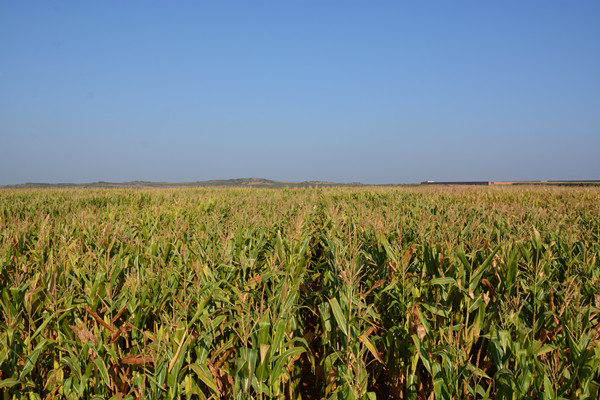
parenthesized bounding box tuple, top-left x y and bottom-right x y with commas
(1, 1, 599, 184)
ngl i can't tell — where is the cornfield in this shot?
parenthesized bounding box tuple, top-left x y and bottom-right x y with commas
(1, 186, 599, 399)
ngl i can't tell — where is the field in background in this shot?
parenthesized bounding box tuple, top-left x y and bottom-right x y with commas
(1, 186, 599, 399)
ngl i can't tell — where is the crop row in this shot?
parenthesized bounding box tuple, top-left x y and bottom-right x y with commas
(1, 187, 599, 399)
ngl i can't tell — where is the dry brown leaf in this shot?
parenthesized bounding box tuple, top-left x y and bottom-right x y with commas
(483, 293, 490, 307)
(417, 324, 426, 340)
(121, 355, 154, 365)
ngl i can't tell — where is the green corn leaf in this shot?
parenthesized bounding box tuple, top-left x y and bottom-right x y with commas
(457, 246, 472, 275)
(469, 241, 505, 292)
(411, 334, 431, 373)
(329, 298, 348, 336)
(62, 356, 82, 381)
(319, 301, 332, 333)
(93, 358, 110, 388)
(416, 307, 432, 337)
(187, 363, 219, 393)
(272, 319, 287, 352)
(429, 277, 457, 286)
(420, 303, 450, 319)
(271, 347, 305, 384)
(0, 378, 20, 389)
(27, 311, 58, 345)
(20, 339, 48, 379)
(378, 232, 398, 264)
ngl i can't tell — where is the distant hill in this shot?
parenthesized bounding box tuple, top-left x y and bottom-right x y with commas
(0, 178, 365, 189)
(4, 178, 598, 189)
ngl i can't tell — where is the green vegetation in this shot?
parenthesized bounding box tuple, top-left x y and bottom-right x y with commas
(1, 187, 599, 399)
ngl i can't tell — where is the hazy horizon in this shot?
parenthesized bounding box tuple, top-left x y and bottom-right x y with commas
(2, 1, 599, 185)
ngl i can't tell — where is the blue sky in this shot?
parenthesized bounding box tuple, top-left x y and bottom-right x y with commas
(1, 1, 599, 184)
